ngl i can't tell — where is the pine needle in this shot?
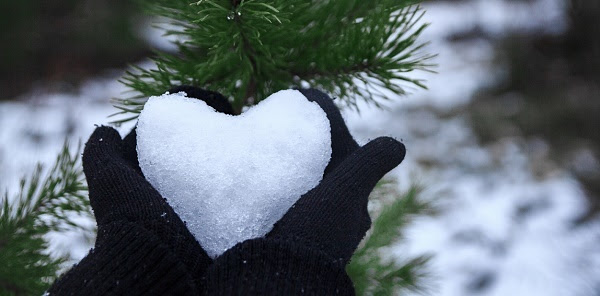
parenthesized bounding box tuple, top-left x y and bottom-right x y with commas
(113, 0, 434, 120)
(0, 142, 89, 295)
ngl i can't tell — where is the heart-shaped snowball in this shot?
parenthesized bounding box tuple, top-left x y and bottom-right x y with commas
(137, 90, 332, 258)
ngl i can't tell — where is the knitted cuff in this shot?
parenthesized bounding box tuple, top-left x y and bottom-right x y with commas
(48, 223, 197, 296)
(203, 238, 355, 295)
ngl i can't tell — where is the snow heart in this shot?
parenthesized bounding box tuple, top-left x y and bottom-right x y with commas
(137, 90, 332, 258)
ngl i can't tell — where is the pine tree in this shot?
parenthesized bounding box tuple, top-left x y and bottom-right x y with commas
(0, 143, 89, 295)
(0, 0, 435, 294)
(113, 0, 433, 121)
(348, 182, 434, 295)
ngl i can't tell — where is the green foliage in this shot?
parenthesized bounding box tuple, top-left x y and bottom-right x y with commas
(114, 0, 433, 121)
(0, 143, 89, 295)
(348, 183, 434, 295)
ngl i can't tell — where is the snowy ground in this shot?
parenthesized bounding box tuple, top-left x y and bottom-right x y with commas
(1, 0, 599, 295)
(345, 0, 600, 295)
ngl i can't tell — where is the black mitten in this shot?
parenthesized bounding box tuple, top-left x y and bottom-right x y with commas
(203, 89, 405, 295)
(268, 88, 405, 263)
(49, 86, 234, 295)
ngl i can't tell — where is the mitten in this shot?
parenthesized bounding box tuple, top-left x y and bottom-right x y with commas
(203, 89, 405, 295)
(49, 86, 234, 295)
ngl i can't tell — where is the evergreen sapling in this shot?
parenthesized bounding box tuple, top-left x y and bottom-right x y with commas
(0, 143, 89, 295)
(1, 0, 435, 294)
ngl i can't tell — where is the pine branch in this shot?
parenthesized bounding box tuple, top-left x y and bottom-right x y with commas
(0, 142, 89, 295)
(112, 0, 434, 122)
(347, 182, 435, 295)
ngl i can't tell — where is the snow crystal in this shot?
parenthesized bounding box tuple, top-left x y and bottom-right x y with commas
(137, 89, 332, 258)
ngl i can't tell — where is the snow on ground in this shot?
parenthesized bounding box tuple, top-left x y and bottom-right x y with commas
(345, 103, 600, 295)
(0, 74, 129, 196)
(1, 0, 598, 294)
(0, 73, 133, 262)
(342, 0, 600, 295)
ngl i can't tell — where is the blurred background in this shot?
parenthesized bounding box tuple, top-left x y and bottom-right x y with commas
(0, 0, 598, 295)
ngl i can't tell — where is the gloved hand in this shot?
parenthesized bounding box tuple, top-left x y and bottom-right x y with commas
(203, 89, 405, 295)
(49, 86, 235, 296)
(268, 89, 406, 263)
(50, 86, 404, 296)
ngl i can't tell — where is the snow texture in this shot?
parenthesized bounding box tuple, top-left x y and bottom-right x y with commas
(136, 90, 332, 258)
